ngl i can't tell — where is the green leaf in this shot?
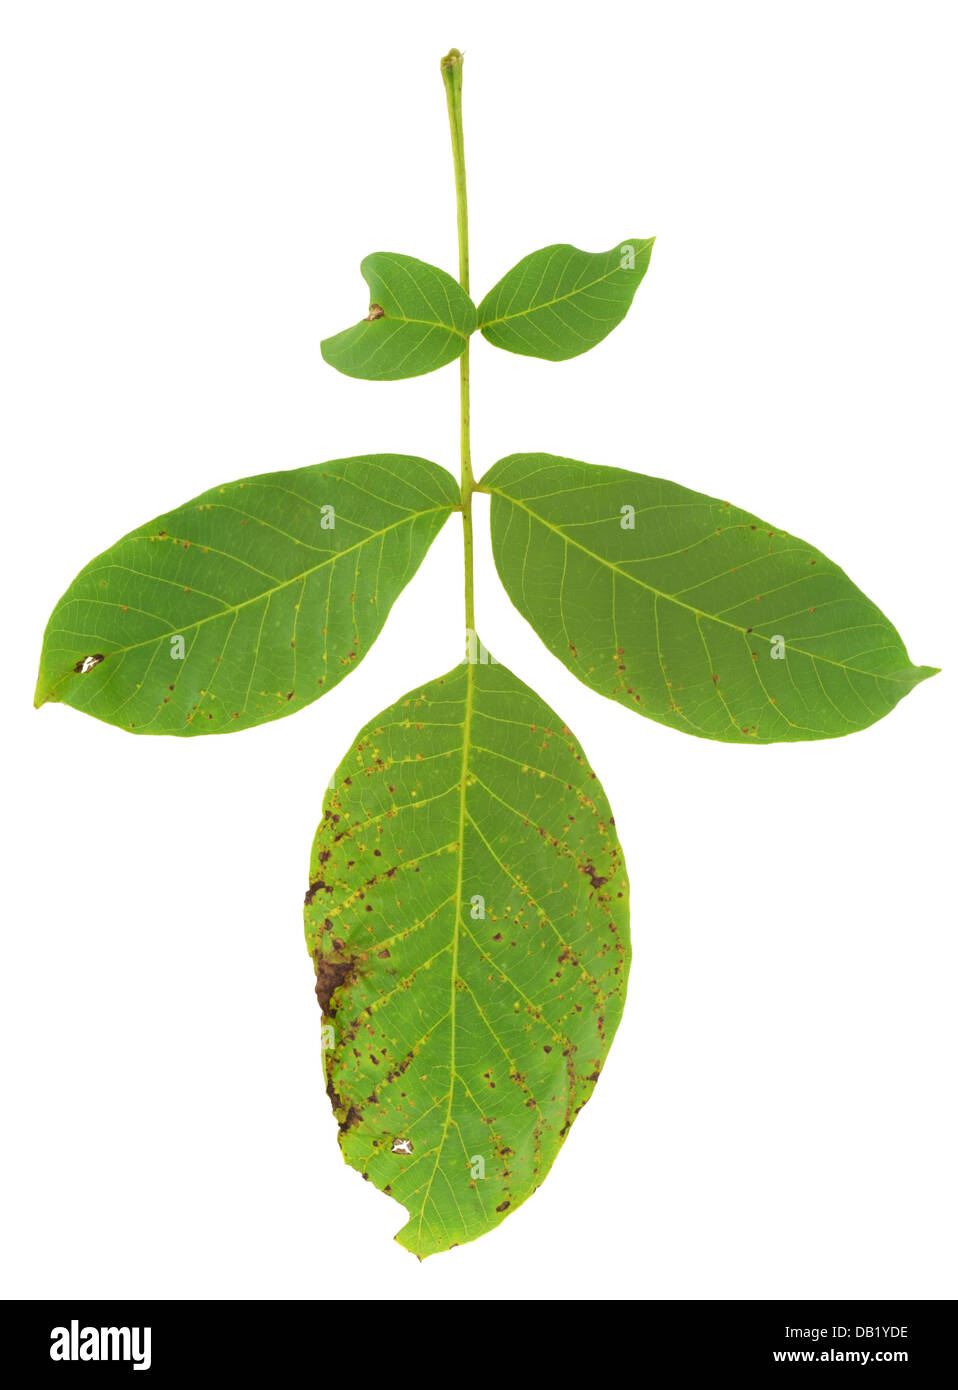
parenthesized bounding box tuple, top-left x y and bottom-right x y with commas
(321, 252, 477, 380)
(481, 453, 937, 744)
(305, 654, 629, 1257)
(477, 238, 654, 361)
(35, 455, 459, 735)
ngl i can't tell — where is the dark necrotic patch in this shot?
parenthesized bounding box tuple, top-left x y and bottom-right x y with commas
(314, 953, 355, 1014)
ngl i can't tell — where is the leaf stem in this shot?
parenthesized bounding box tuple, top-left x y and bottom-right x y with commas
(441, 48, 475, 635)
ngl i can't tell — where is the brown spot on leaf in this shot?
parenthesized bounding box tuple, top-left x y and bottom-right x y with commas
(582, 863, 607, 891)
(304, 876, 334, 905)
(314, 954, 355, 1014)
(325, 1077, 361, 1131)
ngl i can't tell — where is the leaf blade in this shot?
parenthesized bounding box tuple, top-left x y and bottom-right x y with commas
(321, 252, 477, 380)
(481, 453, 936, 743)
(477, 238, 653, 361)
(36, 455, 459, 734)
(306, 655, 629, 1256)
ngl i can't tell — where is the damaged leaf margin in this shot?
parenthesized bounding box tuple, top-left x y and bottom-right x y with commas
(321, 251, 477, 381)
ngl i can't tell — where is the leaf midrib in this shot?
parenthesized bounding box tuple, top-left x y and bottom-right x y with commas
(47, 504, 455, 696)
(414, 659, 473, 1245)
(361, 314, 469, 340)
(485, 486, 915, 685)
(479, 258, 634, 330)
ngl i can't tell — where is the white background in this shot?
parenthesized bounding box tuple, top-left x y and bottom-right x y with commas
(1, 1, 955, 1300)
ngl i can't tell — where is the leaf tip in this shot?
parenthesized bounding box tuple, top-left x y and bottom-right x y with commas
(33, 673, 54, 710)
(394, 1221, 428, 1261)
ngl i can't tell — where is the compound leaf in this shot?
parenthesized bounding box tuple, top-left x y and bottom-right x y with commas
(321, 252, 476, 380)
(35, 455, 459, 734)
(481, 453, 936, 743)
(477, 238, 654, 361)
(305, 654, 629, 1257)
